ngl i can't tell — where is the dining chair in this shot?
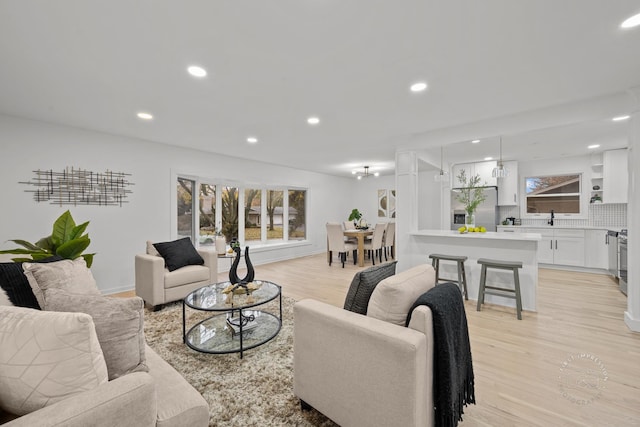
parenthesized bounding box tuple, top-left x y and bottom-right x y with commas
(327, 222, 357, 267)
(363, 223, 386, 265)
(383, 222, 396, 260)
(342, 221, 357, 245)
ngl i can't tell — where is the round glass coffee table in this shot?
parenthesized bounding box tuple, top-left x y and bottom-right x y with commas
(183, 280, 282, 358)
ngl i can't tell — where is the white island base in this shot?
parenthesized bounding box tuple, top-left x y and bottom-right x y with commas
(404, 230, 541, 312)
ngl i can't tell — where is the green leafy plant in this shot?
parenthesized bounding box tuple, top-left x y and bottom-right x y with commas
(348, 208, 362, 222)
(455, 170, 487, 216)
(0, 210, 95, 267)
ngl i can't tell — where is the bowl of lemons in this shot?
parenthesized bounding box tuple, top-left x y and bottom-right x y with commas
(458, 226, 487, 234)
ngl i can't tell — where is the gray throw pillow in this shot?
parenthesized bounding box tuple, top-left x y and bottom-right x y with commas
(43, 289, 148, 380)
(343, 261, 397, 315)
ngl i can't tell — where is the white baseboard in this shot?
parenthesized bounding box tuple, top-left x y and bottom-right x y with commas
(624, 311, 640, 332)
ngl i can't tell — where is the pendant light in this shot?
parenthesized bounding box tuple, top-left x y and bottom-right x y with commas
(434, 146, 449, 182)
(492, 137, 508, 178)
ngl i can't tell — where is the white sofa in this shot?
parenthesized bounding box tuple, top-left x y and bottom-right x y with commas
(1, 344, 209, 426)
(294, 263, 437, 427)
(0, 253, 210, 426)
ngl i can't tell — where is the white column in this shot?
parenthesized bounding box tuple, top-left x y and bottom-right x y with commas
(396, 150, 418, 272)
(625, 87, 640, 332)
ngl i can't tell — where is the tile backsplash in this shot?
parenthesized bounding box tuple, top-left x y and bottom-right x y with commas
(498, 203, 627, 228)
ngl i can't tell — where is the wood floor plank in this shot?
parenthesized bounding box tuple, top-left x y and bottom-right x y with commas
(117, 253, 640, 426)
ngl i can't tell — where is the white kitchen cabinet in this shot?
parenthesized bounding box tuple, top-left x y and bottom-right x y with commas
(497, 160, 518, 206)
(451, 163, 473, 187)
(532, 229, 555, 264)
(474, 161, 497, 187)
(585, 229, 608, 270)
(603, 149, 628, 203)
(451, 160, 497, 188)
(523, 228, 585, 267)
(554, 230, 586, 267)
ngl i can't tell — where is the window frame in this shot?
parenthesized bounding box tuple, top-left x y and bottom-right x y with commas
(523, 172, 584, 218)
(172, 171, 309, 250)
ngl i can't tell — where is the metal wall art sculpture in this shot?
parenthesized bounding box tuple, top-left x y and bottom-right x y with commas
(20, 167, 133, 206)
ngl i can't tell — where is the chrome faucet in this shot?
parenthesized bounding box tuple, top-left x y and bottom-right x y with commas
(548, 209, 555, 226)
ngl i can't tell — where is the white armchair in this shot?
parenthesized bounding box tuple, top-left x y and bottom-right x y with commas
(135, 243, 218, 310)
(294, 299, 434, 427)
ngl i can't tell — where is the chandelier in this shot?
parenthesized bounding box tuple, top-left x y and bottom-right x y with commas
(353, 166, 379, 180)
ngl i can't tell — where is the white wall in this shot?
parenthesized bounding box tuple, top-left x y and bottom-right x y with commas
(0, 114, 355, 294)
(417, 165, 445, 230)
(348, 174, 396, 225)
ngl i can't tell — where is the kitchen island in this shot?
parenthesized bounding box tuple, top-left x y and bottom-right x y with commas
(405, 230, 541, 311)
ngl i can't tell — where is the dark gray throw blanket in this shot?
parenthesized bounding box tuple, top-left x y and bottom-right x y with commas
(406, 282, 475, 427)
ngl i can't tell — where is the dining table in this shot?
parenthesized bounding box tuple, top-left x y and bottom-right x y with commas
(343, 228, 374, 267)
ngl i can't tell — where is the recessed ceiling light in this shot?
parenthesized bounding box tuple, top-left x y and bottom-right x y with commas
(357, 175, 362, 180)
(247, 137, 258, 144)
(137, 112, 153, 120)
(484, 157, 493, 161)
(410, 82, 428, 92)
(471, 140, 480, 144)
(588, 144, 600, 149)
(621, 12, 640, 29)
(612, 115, 630, 121)
(187, 65, 207, 77)
(374, 172, 380, 177)
(307, 116, 320, 125)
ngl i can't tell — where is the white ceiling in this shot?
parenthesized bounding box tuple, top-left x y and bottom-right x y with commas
(1, 1, 639, 177)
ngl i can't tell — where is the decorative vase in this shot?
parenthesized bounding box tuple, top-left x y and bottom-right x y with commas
(229, 246, 255, 285)
(215, 236, 226, 255)
(465, 213, 475, 229)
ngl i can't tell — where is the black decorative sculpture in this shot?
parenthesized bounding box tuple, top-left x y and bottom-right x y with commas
(229, 246, 255, 286)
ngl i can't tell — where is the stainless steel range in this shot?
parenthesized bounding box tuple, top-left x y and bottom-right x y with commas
(618, 229, 627, 296)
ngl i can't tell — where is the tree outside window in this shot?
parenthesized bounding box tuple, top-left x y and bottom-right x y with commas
(177, 178, 195, 241)
(266, 190, 283, 241)
(288, 190, 306, 240)
(222, 186, 239, 243)
(198, 184, 216, 244)
(244, 188, 261, 243)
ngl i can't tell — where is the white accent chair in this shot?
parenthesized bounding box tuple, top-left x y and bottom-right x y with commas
(363, 223, 386, 265)
(135, 242, 218, 310)
(327, 223, 357, 268)
(294, 265, 438, 426)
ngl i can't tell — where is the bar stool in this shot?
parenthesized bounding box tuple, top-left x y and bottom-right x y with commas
(476, 258, 523, 320)
(428, 253, 468, 300)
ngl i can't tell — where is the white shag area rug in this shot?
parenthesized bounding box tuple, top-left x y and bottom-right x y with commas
(144, 297, 338, 427)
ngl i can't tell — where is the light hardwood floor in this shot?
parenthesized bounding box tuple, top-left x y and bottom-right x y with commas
(120, 254, 640, 426)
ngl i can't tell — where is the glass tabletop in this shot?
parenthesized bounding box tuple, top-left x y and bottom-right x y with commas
(184, 280, 280, 311)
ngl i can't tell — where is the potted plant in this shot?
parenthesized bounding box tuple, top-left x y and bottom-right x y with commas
(348, 208, 363, 228)
(0, 210, 96, 267)
(455, 170, 487, 228)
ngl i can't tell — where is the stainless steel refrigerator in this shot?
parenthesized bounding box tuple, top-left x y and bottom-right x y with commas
(450, 187, 499, 231)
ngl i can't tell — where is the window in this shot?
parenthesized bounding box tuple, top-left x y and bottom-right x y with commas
(199, 184, 216, 245)
(288, 189, 306, 241)
(244, 188, 261, 243)
(266, 190, 284, 242)
(525, 174, 581, 214)
(175, 176, 307, 247)
(221, 186, 239, 243)
(177, 177, 195, 241)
